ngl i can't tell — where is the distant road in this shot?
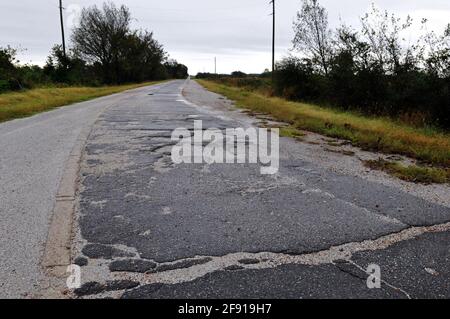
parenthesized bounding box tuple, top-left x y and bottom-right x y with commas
(0, 82, 168, 298)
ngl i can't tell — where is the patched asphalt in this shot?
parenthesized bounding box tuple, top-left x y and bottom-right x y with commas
(0, 83, 171, 298)
(120, 263, 407, 299)
(350, 230, 450, 299)
(121, 227, 450, 299)
(73, 80, 450, 299)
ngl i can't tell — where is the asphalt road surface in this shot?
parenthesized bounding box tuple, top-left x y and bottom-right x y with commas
(0, 83, 169, 298)
(1, 80, 449, 299)
(72, 80, 450, 299)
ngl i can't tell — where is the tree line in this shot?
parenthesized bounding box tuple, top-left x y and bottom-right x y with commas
(0, 2, 188, 93)
(198, 1, 449, 130)
(276, 0, 450, 129)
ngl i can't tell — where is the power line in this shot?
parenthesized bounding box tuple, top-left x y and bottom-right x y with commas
(59, 0, 66, 57)
(270, 0, 276, 82)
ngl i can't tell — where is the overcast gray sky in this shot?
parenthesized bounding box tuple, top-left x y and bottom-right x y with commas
(1, 0, 449, 74)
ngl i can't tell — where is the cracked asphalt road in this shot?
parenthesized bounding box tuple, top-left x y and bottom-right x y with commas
(72, 80, 450, 299)
(0, 84, 171, 299)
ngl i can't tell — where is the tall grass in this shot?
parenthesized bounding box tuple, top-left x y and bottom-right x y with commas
(0, 82, 162, 123)
(364, 159, 450, 184)
(198, 80, 450, 168)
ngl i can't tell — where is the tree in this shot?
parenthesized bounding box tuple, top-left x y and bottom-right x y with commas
(72, 2, 130, 83)
(120, 31, 167, 82)
(293, 0, 333, 75)
(360, 4, 414, 73)
(72, 2, 131, 83)
(274, 56, 322, 101)
(164, 59, 189, 79)
(231, 71, 247, 78)
(0, 47, 16, 71)
(44, 45, 90, 84)
(0, 47, 21, 91)
(425, 23, 450, 77)
(335, 24, 372, 71)
(72, 2, 167, 83)
(0, 2, 187, 92)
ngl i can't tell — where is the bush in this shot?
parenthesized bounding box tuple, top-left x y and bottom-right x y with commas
(0, 3, 188, 94)
(269, 1, 450, 130)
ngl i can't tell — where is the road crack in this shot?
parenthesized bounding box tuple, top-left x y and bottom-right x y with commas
(73, 221, 450, 292)
(347, 260, 413, 299)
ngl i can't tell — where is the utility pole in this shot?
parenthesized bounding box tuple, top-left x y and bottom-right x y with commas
(59, 0, 66, 57)
(214, 57, 217, 74)
(270, 0, 276, 83)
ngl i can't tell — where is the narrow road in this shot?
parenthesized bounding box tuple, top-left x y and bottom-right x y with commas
(70, 80, 450, 299)
(1, 80, 449, 298)
(0, 82, 170, 298)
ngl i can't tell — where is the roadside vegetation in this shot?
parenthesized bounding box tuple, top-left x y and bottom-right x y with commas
(364, 159, 450, 184)
(284, 0, 449, 130)
(0, 2, 188, 121)
(196, 0, 449, 184)
(198, 1, 450, 131)
(198, 80, 450, 184)
(0, 82, 162, 123)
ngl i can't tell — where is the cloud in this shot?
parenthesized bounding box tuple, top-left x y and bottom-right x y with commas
(1, 0, 449, 74)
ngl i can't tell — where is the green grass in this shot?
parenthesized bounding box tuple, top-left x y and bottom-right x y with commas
(198, 80, 450, 169)
(364, 159, 450, 184)
(279, 127, 306, 140)
(0, 81, 164, 123)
